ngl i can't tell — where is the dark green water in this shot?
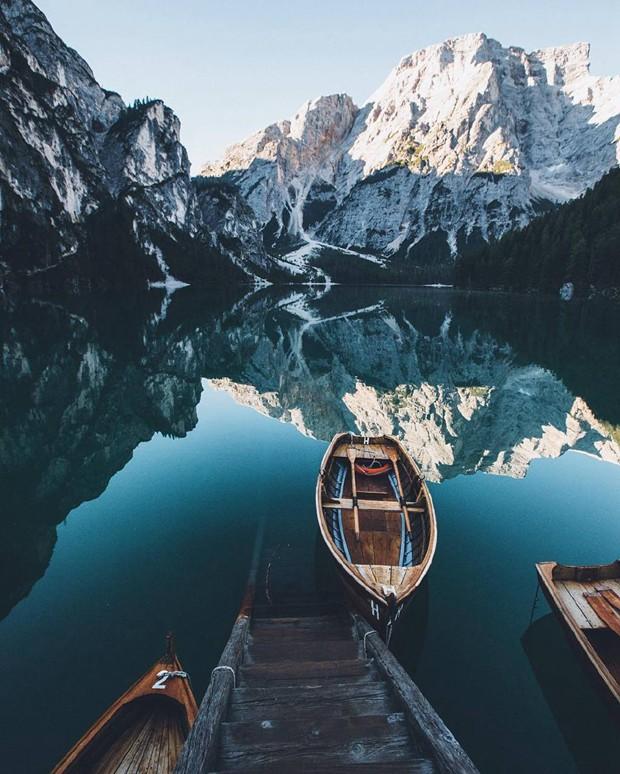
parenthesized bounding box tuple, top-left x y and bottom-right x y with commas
(1, 286, 619, 773)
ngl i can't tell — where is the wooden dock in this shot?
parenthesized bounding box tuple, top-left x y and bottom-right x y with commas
(175, 579, 478, 772)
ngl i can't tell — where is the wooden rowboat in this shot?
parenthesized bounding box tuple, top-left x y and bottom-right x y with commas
(536, 560, 620, 705)
(316, 433, 437, 641)
(53, 635, 197, 773)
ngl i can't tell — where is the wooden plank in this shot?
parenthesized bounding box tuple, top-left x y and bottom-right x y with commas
(217, 713, 416, 768)
(253, 602, 343, 618)
(356, 474, 391, 495)
(247, 640, 359, 663)
(210, 763, 435, 773)
(370, 565, 393, 588)
(250, 628, 353, 642)
(228, 683, 398, 722)
(238, 659, 378, 688)
(333, 444, 390, 460)
(601, 588, 620, 611)
(385, 512, 402, 534)
(361, 511, 390, 531)
(556, 581, 603, 629)
(585, 594, 620, 636)
(252, 616, 349, 631)
(360, 528, 376, 566)
(603, 579, 620, 599)
(372, 530, 400, 567)
(352, 614, 479, 774)
(390, 567, 407, 588)
(324, 498, 425, 513)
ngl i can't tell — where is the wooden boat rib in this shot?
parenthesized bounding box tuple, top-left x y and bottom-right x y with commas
(536, 560, 620, 704)
(316, 433, 437, 638)
(52, 634, 197, 773)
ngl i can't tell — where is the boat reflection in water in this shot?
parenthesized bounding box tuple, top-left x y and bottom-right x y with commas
(522, 613, 620, 771)
(317, 432, 436, 642)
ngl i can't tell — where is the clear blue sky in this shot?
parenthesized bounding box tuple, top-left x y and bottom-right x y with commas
(37, 0, 620, 170)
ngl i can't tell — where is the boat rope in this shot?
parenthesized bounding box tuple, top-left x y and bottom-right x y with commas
(362, 630, 379, 658)
(212, 665, 236, 688)
(151, 670, 188, 689)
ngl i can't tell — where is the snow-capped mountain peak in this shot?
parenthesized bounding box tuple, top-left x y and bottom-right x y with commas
(203, 33, 620, 266)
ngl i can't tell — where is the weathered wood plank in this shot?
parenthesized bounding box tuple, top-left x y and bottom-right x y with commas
(252, 615, 348, 628)
(333, 444, 390, 460)
(217, 713, 416, 768)
(247, 640, 359, 663)
(250, 627, 353, 642)
(585, 593, 620, 636)
(238, 658, 378, 688)
(557, 581, 603, 628)
(210, 763, 434, 773)
(254, 601, 342, 618)
(324, 498, 425, 512)
(228, 683, 398, 722)
(352, 615, 479, 774)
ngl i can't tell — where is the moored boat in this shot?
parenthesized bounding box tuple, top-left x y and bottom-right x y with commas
(536, 560, 620, 705)
(316, 432, 437, 641)
(52, 634, 197, 773)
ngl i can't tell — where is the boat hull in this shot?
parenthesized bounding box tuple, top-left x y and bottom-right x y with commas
(337, 561, 410, 644)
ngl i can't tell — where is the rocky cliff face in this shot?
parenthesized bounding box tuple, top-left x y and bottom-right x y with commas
(205, 95, 358, 250)
(0, 0, 271, 287)
(203, 34, 620, 276)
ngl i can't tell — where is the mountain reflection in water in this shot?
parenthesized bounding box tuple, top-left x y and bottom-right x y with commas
(1, 286, 619, 623)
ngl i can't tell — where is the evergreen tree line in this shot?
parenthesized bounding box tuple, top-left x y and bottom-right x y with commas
(455, 167, 620, 295)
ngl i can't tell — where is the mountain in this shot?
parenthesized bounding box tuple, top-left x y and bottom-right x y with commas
(0, 0, 272, 288)
(456, 166, 620, 296)
(203, 33, 620, 281)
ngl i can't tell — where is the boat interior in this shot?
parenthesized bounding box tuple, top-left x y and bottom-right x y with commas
(68, 695, 189, 773)
(320, 438, 433, 597)
(551, 562, 620, 685)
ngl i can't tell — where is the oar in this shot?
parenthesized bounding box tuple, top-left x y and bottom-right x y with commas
(346, 447, 361, 541)
(387, 447, 412, 537)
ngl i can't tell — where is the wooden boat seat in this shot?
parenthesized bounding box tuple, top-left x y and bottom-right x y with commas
(332, 443, 390, 460)
(323, 497, 425, 513)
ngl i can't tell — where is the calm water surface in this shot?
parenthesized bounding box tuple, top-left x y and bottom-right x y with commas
(1, 286, 619, 773)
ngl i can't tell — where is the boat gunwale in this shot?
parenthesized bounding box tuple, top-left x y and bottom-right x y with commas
(536, 559, 620, 705)
(316, 432, 437, 605)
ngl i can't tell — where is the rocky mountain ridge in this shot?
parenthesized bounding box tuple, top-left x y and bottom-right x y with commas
(0, 0, 273, 288)
(204, 33, 620, 278)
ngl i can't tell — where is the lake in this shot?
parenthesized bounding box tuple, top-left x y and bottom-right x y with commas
(1, 285, 619, 773)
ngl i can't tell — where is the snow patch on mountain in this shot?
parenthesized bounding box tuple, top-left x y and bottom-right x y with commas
(203, 33, 620, 268)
